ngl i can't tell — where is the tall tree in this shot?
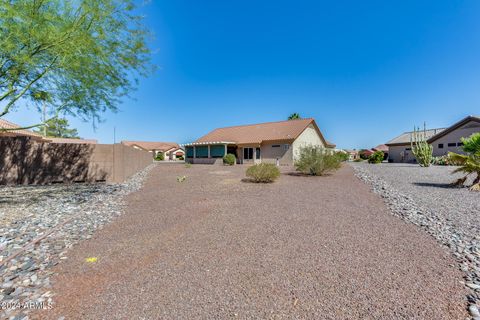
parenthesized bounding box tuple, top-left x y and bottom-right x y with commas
(33, 117, 79, 138)
(288, 113, 301, 120)
(0, 0, 154, 131)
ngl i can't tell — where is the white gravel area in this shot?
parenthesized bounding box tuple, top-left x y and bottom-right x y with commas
(351, 162, 480, 319)
(0, 164, 155, 320)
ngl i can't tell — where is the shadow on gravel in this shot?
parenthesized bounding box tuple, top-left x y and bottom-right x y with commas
(285, 172, 333, 177)
(413, 182, 458, 189)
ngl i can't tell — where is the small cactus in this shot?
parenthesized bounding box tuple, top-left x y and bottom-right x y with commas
(410, 122, 433, 167)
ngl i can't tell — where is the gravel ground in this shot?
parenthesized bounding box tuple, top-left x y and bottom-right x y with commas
(0, 164, 155, 320)
(351, 162, 480, 319)
(37, 164, 467, 319)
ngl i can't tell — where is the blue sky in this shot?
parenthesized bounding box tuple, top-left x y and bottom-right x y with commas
(7, 0, 480, 149)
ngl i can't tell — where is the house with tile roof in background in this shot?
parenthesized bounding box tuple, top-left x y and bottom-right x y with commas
(385, 115, 480, 163)
(183, 118, 335, 165)
(121, 141, 185, 160)
(0, 119, 97, 144)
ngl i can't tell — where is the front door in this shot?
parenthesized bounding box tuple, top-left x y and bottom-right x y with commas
(243, 147, 254, 164)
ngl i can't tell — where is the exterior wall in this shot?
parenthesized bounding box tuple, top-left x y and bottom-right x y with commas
(0, 137, 152, 185)
(260, 142, 293, 165)
(292, 124, 325, 162)
(431, 120, 480, 157)
(387, 145, 415, 163)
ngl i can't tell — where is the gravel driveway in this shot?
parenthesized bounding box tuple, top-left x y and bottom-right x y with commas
(37, 164, 467, 319)
(351, 162, 480, 318)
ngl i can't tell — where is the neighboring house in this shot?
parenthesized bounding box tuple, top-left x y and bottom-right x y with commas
(0, 119, 46, 141)
(344, 149, 359, 161)
(427, 115, 480, 157)
(372, 144, 389, 160)
(183, 118, 334, 165)
(386, 128, 445, 163)
(121, 141, 185, 160)
(386, 115, 480, 163)
(1, 119, 96, 144)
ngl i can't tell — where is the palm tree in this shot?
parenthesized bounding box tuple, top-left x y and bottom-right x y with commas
(288, 113, 301, 120)
(448, 132, 480, 191)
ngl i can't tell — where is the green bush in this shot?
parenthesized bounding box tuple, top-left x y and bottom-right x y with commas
(246, 163, 280, 183)
(335, 151, 349, 162)
(368, 151, 384, 164)
(223, 153, 236, 165)
(295, 146, 341, 176)
(154, 152, 164, 161)
(432, 155, 451, 166)
(177, 155, 184, 160)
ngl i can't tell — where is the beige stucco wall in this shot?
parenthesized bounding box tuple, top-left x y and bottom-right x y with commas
(387, 145, 416, 163)
(431, 120, 480, 157)
(260, 142, 293, 165)
(292, 124, 325, 162)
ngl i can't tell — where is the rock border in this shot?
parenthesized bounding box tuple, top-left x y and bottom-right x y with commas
(0, 164, 156, 320)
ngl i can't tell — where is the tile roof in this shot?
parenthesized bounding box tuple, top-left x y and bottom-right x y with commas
(427, 115, 480, 143)
(386, 128, 446, 145)
(373, 144, 388, 152)
(121, 141, 180, 152)
(0, 119, 45, 139)
(195, 118, 333, 146)
(47, 137, 97, 144)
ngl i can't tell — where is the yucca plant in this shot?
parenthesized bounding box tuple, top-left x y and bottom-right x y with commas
(410, 123, 433, 167)
(448, 132, 480, 191)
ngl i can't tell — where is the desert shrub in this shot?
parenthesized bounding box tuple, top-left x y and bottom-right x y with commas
(295, 145, 341, 176)
(154, 152, 164, 161)
(245, 163, 280, 183)
(185, 163, 192, 168)
(432, 155, 451, 166)
(368, 151, 384, 164)
(223, 153, 236, 165)
(335, 151, 349, 162)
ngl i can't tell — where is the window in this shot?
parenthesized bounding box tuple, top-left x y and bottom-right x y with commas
(256, 148, 261, 159)
(284, 144, 290, 150)
(457, 142, 464, 147)
(438, 143, 443, 149)
(210, 145, 225, 158)
(196, 146, 208, 158)
(272, 144, 280, 148)
(448, 143, 456, 147)
(243, 147, 253, 160)
(186, 147, 194, 158)
(405, 148, 412, 151)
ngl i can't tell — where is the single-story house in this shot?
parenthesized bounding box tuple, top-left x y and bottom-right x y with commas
(344, 149, 359, 161)
(0, 119, 96, 144)
(121, 141, 185, 160)
(183, 118, 335, 165)
(427, 115, 480, 157)
(385, 115, 480, 163)
(386, 128, 445, 163)
(0, 119, 47, 141)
